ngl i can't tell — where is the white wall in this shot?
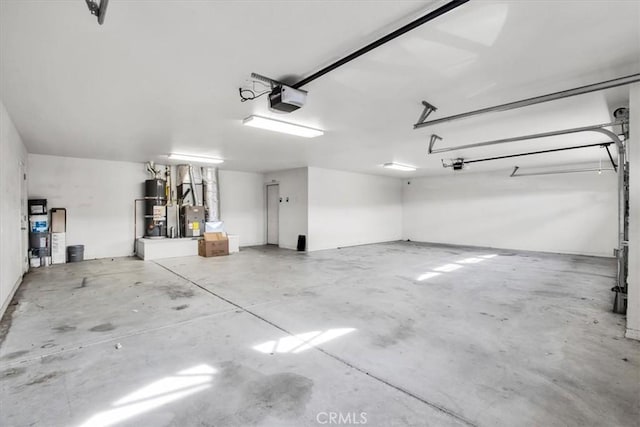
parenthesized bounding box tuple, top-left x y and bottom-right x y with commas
(307, 167, 403, 251)
(0, 101, 28, 316)
(27, 156, 267, 259)
(28, 154, 147, 260)
(264, 168, 308, 250)
(403, 170, 617, 257)
(626, 83, 640, 341)
(219, 170, 265, 247)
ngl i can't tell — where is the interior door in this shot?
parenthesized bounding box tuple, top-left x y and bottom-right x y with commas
(266, 184, 279, 245)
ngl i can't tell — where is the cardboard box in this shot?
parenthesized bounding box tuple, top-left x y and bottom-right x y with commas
(198, 239, 229, 257)
(51, 208, 66, 233)
(204, 232, 226, 241)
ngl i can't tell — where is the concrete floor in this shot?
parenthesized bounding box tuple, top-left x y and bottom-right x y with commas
(0, 242, 638, 427)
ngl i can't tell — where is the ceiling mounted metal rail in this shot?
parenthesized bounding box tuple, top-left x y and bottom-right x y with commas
(414, 73, 640, 129)
(457, 142, 614, 166)
(292, 0, 469, 89)
(428, 122, 621, 154)
(510, 166, 615, 178)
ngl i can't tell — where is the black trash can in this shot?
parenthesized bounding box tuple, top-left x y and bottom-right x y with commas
(67, 245, 85, 263)
(297, 235, 306, 251)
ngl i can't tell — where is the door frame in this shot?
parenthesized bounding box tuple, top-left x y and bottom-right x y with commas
(20, 159, 28, 273)
(265, 183, 279, 245)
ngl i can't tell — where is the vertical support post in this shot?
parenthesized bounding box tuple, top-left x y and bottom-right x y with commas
(626, 83, 640, 340)
(592, 127, 627, 313)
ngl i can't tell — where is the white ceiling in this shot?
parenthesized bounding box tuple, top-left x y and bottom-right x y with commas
(1, 0, 639, 177)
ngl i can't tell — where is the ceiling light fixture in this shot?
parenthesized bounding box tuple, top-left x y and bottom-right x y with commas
(242, 115, 323, 138)
(383, 163, 416, 172)
(168, 154, 224, 164)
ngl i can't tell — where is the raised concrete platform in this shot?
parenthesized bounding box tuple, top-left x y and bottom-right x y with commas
(227, 234, 240, 254)
(136, 237, 198, 260)
(136, 235, 240, 260)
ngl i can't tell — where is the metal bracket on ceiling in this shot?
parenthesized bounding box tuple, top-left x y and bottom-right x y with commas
(614, 107, 630, 141)
(250, 73, 285, 89)
(441, 158, 465, 170)
(416, 101, 438, 126)
(239, 72, 285, 103)
(85, 0, 109, 25)
(613, 107, 629, 122)
(428, 134, 442, 154)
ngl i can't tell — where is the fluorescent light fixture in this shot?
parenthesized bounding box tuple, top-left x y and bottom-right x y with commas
(383, 162, 416, 172)
(168, 153, 224, 164)
(242, 115, 324, 138)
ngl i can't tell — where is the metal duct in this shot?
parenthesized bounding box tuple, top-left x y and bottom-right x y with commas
(188, 165, 198, 205)
(202, 167, 220, 222)
(176, 164, 197, 205)
(177, 164, 190, 186)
